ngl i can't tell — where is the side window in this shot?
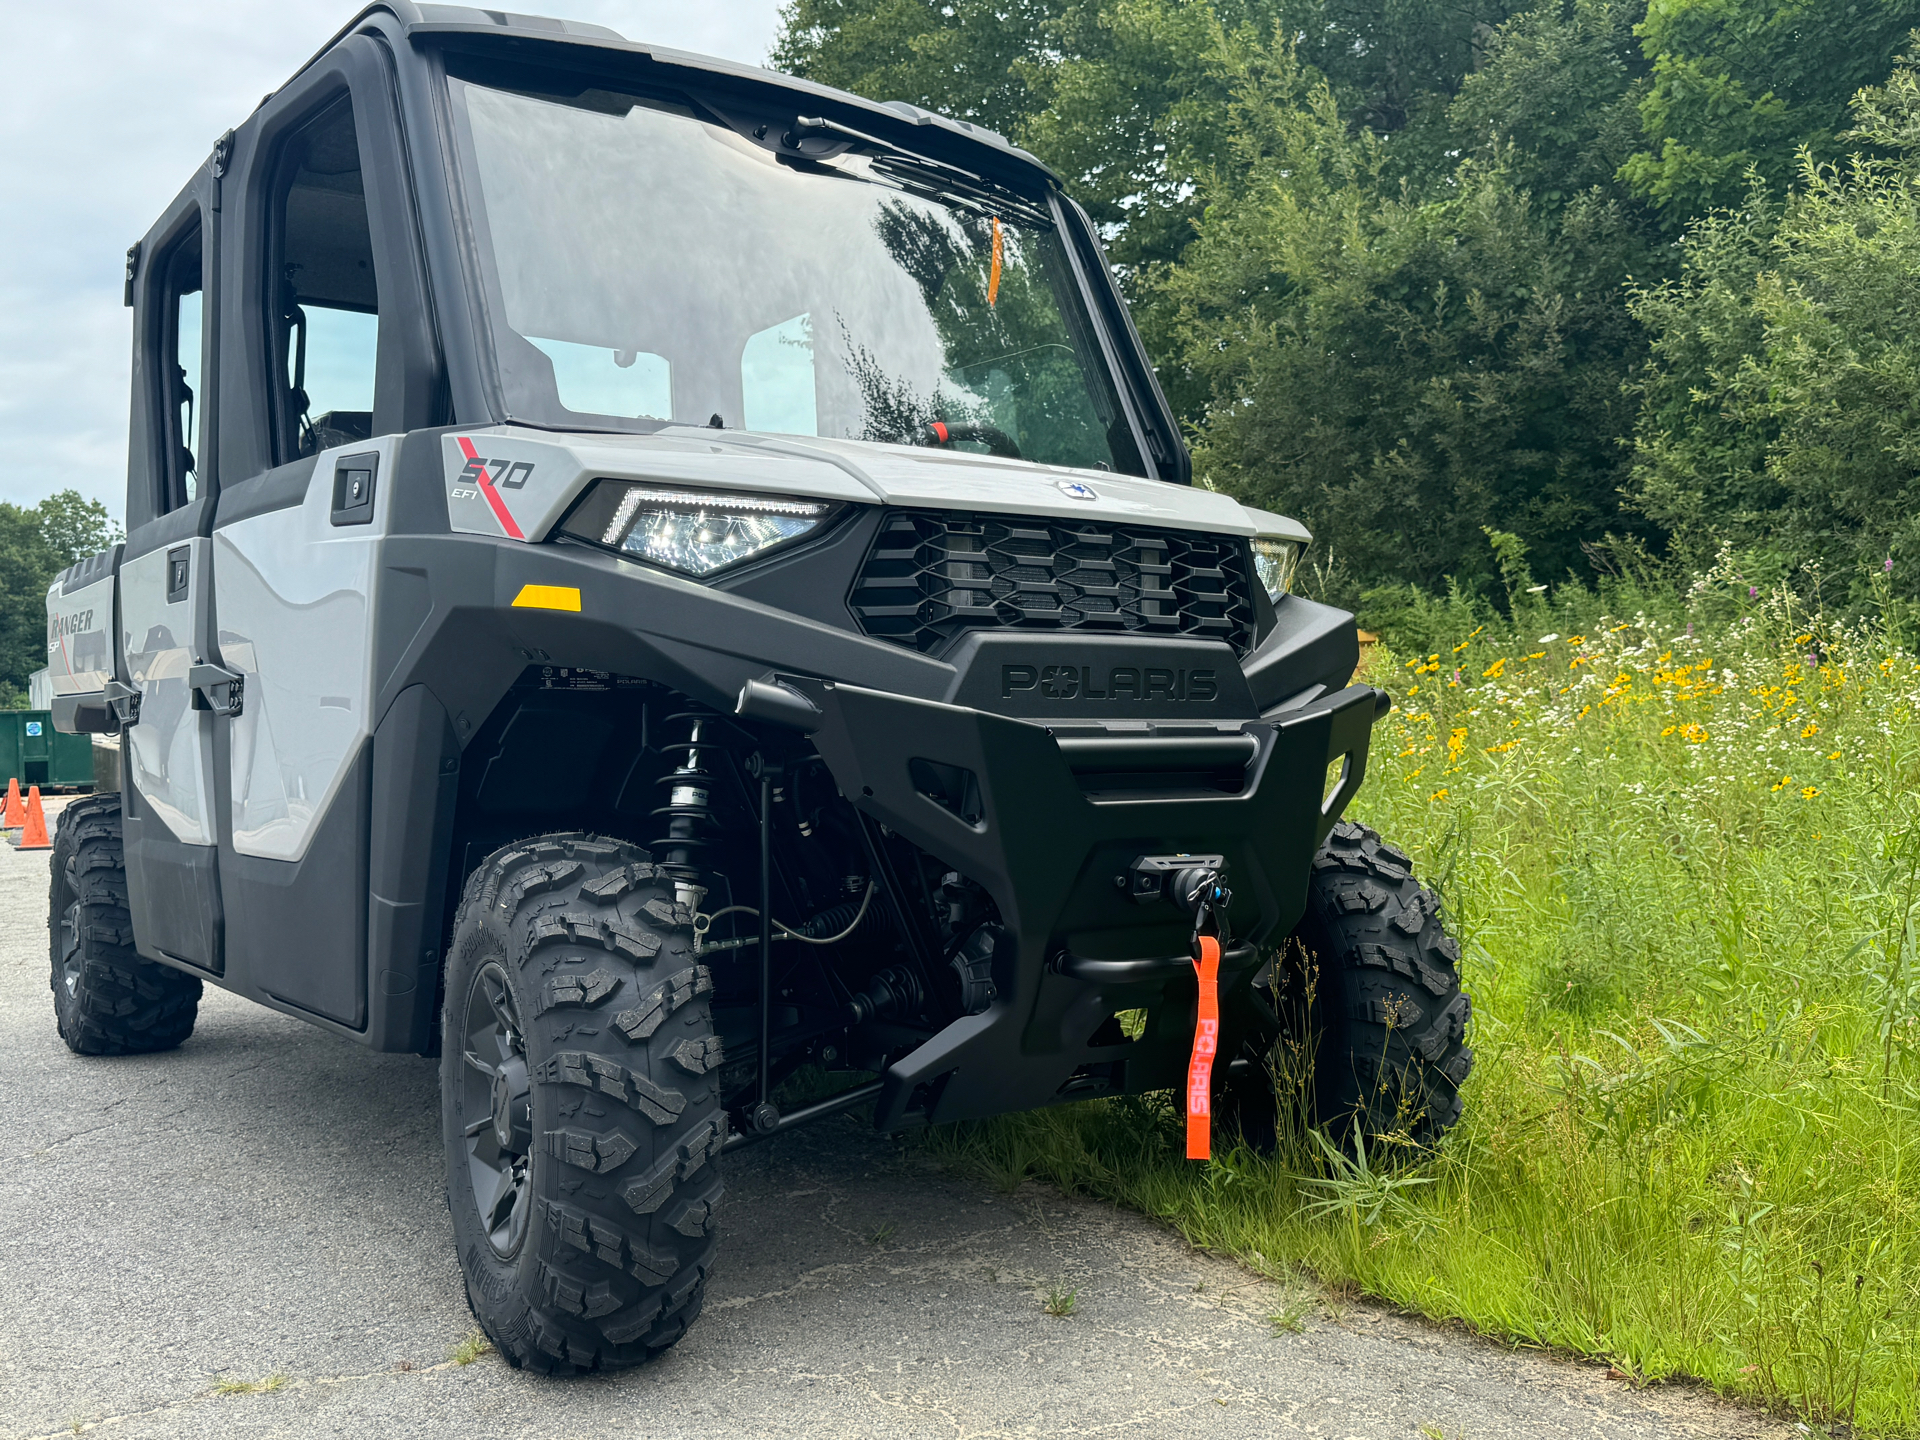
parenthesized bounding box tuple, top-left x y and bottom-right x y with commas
(272, 95, 379, 460)
(155, 224, 204, 511)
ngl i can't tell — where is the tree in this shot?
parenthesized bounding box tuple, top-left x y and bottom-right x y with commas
(1619, 0, 1912, 215)
(1161, 31, 1649, 591)
(1627, 53, 1920, 597)
(0, 491, 119, 705)
(1446, 0, 1650, 214)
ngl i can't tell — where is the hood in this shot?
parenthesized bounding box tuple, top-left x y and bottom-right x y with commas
(439, 424, 1259, 544)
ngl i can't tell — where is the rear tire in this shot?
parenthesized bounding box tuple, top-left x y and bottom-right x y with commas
(1218, 821, 1471, 1149)
(442, 833, 727, 1374)
(48, 794, 201, 1055)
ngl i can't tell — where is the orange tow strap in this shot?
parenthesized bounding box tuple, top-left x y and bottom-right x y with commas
(1186, 934, 1221, 1160)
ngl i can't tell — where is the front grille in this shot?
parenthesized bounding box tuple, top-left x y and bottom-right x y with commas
(848, 509, 1258, 657)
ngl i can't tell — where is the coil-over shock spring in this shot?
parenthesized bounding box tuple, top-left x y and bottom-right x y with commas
(650, 711, 731, 909)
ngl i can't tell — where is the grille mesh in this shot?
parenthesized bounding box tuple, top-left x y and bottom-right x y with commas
(848, 509, 1257, 657)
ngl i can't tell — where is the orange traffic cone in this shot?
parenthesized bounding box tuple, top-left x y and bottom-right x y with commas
(1, 777, 22, 829)
(14, 786, 51, 850)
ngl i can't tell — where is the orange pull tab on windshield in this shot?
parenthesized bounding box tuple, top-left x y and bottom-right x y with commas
(987, 217, 1003, 306)
(1186, 934, 1221, 1160)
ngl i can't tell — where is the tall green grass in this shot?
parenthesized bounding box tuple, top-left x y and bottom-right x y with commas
(931, 556, 1918, 1436)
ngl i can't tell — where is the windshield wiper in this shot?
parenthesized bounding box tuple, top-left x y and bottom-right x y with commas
(787, 115, 1050, 224)
(788, 115, 978, 176)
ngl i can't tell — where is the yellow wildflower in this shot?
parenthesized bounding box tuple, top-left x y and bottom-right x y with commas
(1800, 723, 1819, 738)
(1800, 786, 1820, 800)
(1429, 788, 1450, 802)
(1482, 658, 1506, 679)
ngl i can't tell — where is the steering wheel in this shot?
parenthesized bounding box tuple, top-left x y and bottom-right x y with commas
(926, 420, 1022, 459)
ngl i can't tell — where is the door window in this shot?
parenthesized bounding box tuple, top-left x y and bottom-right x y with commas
(155, 224, 204, 511)
(272, 95, 380, 459)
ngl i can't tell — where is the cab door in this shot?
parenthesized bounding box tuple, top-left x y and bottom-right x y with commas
(203, 36, 443, 1033)
(119, 183, 225, 973)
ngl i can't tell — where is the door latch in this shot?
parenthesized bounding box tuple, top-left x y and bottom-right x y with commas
(189, 662, 244, 717)
(102, 679, 141, 728)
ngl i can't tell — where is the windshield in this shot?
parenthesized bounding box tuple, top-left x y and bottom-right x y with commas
(447, 72, 1145, 475)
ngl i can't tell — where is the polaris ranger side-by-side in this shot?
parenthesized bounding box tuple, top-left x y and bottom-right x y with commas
(43, 3, 1470, 1373)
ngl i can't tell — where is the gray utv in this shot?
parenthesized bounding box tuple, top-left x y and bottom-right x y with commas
(42, 2, 1470, 1372)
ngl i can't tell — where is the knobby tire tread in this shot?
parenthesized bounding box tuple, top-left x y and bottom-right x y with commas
(48, 793, 201, 1055)
(443, 833, 725, 1374)
(1285, 819, 1473, 1144)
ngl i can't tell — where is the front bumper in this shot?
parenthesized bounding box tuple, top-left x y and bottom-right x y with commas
(802, 678, 1382, 1128)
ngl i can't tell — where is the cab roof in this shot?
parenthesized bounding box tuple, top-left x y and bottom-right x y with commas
(280, 3, 1060, 189)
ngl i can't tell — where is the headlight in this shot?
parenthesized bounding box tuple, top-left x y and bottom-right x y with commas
(1251, 537, 1300, 601)
(557, 481, 838, 577)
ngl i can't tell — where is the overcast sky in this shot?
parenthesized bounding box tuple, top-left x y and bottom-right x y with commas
(0, 1, 785, 520)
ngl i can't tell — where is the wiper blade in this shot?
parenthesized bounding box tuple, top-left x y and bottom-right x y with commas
(789, 115, 981, 179)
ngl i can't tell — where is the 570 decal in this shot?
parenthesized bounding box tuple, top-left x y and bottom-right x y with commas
(453, 456, 535, 492)
(451, 436, 533, 540)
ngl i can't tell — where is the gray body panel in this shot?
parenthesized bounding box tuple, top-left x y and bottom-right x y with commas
(45, 572, 116, 697)
(121, 540, 216, 847)
(214, 438, 394, 861)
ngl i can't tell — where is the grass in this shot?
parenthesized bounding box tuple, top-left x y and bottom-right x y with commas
(928, 558, 1918, 1437)
(211, 1372, 287, 1397)
(449, 1330, 493, 1366)
(1042, 1281, 1079, 1317)
(1268, 1294, 1311, 1335)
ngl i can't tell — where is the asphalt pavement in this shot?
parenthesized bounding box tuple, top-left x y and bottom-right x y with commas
(0, 811, 1784, 1439)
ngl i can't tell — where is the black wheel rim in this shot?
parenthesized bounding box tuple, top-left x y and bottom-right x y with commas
(59, 897, 82, 999)
(461, 961, 534, 1260)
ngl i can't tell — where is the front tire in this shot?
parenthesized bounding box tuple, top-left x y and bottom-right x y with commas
(49, 794, 201, 1055)
(1285, 820, 1473, 1144)
(1217, 821, 1472, 1150)
(442, 834, 727, 1373)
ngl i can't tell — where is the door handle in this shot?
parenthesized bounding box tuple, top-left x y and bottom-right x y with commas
(189, 662, 244, 718)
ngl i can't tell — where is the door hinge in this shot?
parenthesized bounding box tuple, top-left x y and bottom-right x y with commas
(189, 662, 244, 718)
(210, 129, 235, 212)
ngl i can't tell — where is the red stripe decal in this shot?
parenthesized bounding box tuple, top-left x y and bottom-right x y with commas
(458, 435, 523, 541)
(931, 421, 949, 444)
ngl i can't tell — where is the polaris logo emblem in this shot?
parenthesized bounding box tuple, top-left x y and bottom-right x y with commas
(1002, 663, 1218, 703)
(1056, 480, 1098, 501)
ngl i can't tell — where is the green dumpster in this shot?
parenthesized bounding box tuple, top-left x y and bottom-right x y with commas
(0, 711, 95, 791)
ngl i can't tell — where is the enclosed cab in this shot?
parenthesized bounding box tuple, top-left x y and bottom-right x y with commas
(43, 3, 1469, 1374)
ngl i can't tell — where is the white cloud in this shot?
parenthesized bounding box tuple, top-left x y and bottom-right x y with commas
(0, 1, 783, 518)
